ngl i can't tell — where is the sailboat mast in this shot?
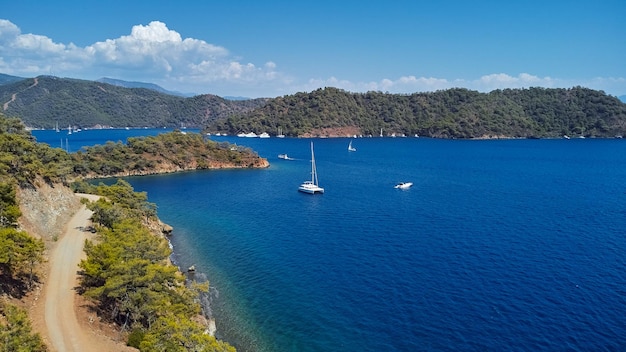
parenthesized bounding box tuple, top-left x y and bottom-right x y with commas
(311, 141, 318, 185)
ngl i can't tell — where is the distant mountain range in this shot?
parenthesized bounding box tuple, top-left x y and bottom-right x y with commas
(0, 73, 25, 85)
(1, 73, 625, 139)
(0, 75, 267, 129)
(3, 72, 624, 103)
(96, 78, 251, 101)
(1, 73, 251, 100)
(96, 77, 194, 97)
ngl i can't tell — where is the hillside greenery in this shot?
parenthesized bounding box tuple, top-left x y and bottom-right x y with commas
(70, 131, 266, 179)
(0, 302, 47, 351)
(208, 86, 626, 138)
(0, 116, 46, 296)
(0, 114, 251, 351)
(0, 76, 267, 129)
(77, 180, 235, 351)
(0, 73, 25, 85)
(3, 75, 625, 139)
(0, 116, 48, 351)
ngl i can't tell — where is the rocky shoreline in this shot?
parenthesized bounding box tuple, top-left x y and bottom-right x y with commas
(16, 180, 218, 346)
(77, 156, 270, 180)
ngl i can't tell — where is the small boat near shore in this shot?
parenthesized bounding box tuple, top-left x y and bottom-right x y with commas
(278, 154, 294, 160)
(237, 132, 258, 138)
(394, 182, 413, 189)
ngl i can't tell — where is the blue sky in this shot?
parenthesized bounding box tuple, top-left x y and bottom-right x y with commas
(2, 0, 625, 98)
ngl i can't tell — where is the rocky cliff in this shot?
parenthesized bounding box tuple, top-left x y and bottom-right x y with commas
(17, 180, 82, 244)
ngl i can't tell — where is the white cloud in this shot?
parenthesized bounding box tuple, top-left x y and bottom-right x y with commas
(0, 19, 20, 42)
(0, 19, 285, 94)
(0, 19, 624, 97)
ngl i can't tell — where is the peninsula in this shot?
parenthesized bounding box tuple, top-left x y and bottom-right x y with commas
(1, 115, 265, 351)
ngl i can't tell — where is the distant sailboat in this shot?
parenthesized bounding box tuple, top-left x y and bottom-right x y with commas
(348, 139, 356, 152)
(298, 142, 324, 194)
(67, 125, 72, 135)
(277, 127, 285, 138)
(55, 121, 60, 132)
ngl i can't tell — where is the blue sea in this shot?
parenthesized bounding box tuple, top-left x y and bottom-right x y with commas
(33, 130, 626, 351)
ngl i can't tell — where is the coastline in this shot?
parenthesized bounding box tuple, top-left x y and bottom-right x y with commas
(77, 159, 270, 180)
(164, 231, 218, 337)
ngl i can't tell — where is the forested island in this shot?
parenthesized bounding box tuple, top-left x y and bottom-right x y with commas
(2, 75, 626, 139)
(209, 86, 626, 139)
(0, 114, 269, 351)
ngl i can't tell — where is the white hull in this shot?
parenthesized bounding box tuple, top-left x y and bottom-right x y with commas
(299, 142, 324, 194)
(278, 154, 294, 160)
(298, 181, 324, 194)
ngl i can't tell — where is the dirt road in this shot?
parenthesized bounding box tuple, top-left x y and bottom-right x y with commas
(43, 193, 135, 352)
(3, 77, 38, 111)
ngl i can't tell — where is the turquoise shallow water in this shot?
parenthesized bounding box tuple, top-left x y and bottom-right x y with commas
(33, 131, 626, 351)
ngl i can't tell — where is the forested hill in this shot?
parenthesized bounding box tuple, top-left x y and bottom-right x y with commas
(209, 87, 626, 139)
(0, 75, 267, 129)
(2, 75, 625, 139)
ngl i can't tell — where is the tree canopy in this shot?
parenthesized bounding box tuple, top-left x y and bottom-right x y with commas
(0, 117, 47, 350)
(79, 180, 235, 351)
(0, 303, 47, 352)
(0, 76, 267, 129)
(207, 86, 626, 138)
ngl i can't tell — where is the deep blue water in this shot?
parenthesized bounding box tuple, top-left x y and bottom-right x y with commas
(32, 127, 198, 152)
(33, 130, 626, 351)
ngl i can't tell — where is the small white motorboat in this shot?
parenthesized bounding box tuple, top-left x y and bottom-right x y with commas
(278, 154, 294, 160)
(394, 182, 413, 189)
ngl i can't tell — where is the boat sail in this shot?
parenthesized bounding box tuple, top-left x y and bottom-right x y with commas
(348, 139, 356, 152)
(298, 141, 324, 194)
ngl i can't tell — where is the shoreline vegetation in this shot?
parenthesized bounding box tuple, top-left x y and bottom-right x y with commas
(0, 115, 273, 351)
(71, 131, 270, 180)
(75, 180, 236, 351)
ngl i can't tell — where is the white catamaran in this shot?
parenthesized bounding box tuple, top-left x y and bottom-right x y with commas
(298, 141, 324, 194)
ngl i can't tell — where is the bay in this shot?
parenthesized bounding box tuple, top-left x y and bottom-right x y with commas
(31, 127, 199, 152)
(33, 130, 626, 351)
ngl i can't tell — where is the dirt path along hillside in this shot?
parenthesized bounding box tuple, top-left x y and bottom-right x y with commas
(43, 193, 135, 352)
